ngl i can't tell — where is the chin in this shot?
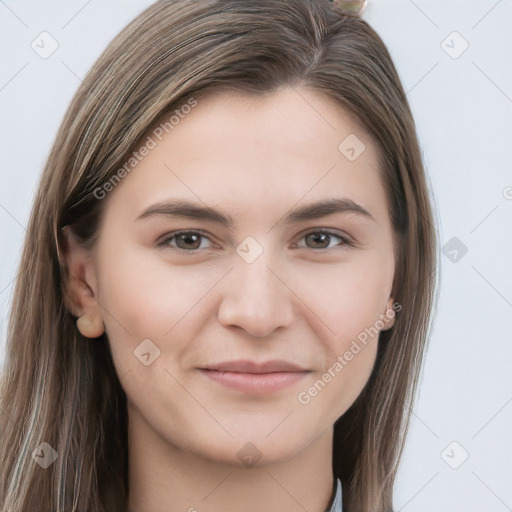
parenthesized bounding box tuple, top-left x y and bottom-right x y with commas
(191, 430, 312, 469)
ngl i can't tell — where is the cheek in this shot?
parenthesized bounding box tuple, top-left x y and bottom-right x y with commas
(294, 264, 386, 415)
(293, 255, 391, 351)
(94, 247, 222, 357)
(289, 256, 390, 410)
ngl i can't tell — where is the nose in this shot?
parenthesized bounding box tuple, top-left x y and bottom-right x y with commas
(217, 254, 295, 338)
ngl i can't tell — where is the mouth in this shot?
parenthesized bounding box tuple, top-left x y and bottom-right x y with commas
(199, 359, 311, 394)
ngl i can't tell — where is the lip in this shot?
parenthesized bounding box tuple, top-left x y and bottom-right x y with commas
(201, 359, 309, 373)
(199, 359, 311, 394)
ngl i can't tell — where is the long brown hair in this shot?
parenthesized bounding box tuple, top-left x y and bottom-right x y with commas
(0, 1, 438, 510)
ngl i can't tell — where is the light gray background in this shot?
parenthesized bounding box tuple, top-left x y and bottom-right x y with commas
(1, 1, 511, 510)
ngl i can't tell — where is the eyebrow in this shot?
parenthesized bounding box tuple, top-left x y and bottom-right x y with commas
(135, 198, 376, 227)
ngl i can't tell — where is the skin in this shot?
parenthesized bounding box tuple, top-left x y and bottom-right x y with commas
(64, 87, 396, 512)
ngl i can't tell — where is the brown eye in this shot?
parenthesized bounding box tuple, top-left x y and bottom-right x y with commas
(305, 232, 337, 249)
(175, 232, 202, 250)
(297, 231, 354, 251)
(158, 231, 214, 253)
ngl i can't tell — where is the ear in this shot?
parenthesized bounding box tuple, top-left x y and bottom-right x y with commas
(59, 226, 101, 321)
(381, 297, 397, 331)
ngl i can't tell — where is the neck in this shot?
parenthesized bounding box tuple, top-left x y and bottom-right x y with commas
(126, 405, 336, 512)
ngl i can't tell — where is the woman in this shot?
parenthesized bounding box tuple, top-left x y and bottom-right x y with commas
(0, 0, 438, 511)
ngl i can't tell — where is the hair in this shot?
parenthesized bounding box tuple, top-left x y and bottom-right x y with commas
(0, 1, 438, 511)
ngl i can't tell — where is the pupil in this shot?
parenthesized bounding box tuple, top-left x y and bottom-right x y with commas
(178, 233, 200, 249)
(307, 233, 329, 248)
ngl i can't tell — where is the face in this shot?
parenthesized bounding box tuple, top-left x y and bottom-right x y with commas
(74, 87, 396, 467)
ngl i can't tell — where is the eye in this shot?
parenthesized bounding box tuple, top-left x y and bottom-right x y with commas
(295, 230, 354, 250)
(157, 229, 354, 255)
(157, 231, 216, 253)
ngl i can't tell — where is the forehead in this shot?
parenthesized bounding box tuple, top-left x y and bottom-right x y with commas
(102, 87, 389, 228)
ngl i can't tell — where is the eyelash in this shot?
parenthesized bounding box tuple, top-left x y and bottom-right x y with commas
(157, 229, 355, 255)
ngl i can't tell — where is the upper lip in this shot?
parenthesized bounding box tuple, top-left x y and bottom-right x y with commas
(200, 359, 309, 374)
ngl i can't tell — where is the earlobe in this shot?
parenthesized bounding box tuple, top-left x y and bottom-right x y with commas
(76, 310, 105, 338)
(60, 227, 104, 337)
(381, 297, 397, 331)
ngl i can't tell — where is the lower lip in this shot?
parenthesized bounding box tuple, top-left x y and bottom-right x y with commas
(200, 369, 310, 394)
